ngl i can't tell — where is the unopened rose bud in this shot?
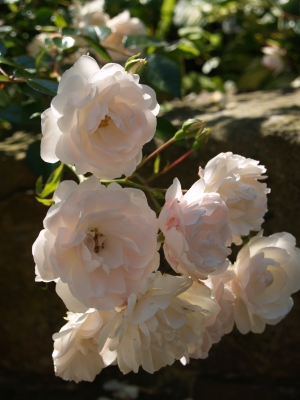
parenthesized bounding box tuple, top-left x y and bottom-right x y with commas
(125, 53, 147, 75)
(174, 119, 205, 141)
(192, 127, 211, 150)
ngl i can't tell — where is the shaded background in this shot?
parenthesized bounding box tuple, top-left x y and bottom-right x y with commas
(1, 88, 300, 400)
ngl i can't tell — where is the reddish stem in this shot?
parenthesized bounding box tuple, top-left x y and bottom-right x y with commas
(146, 148, 194, 184)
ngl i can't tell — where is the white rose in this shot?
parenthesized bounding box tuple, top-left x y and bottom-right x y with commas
(189, 271, 235, 359)
(261, 46, 285, 74)
(97, 272, 216, 374)
(41, 55, 159, 179)
(26, 33, 83, 65)
(199, 152, 270, 244)
(158, 178, 232, 279)
(33, 176, 159, 310)
(230, 232, 300, 334)
(71, 0, 109, 29)
(101, 11, 147, 63)
(53, 308, 114, 382)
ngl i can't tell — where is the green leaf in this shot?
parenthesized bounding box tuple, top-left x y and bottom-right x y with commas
(0, 56, 20, 67)
(0, 75, 10, 82)
(14, 55, 35, 68)
(155, 116, 177, 142)
(0, 26, 12, 34)
(14, 68, 36, 78)
(35, 7, 53, 26)
(81, 26, 112, 42)
(156, 0, 176, 39)
(123, 35, 166, 49)
(36, 197, 55, 206)
(164, 39, 200, 58)
(62, 27, 81, 36)
(53, 13, 67, 28)
(0, 103, 44, 125)
(36, 163, 64, 199)
(80, 35, 112, 62)
(52, 36, 76, 50)
(145, 54, 181, 98)
(178, 26, 203, 40)
(0, 40, 7, 57)
(27, 79, 58, 96)
(0, 89, 10, 108)
(35, 49, 47, 70)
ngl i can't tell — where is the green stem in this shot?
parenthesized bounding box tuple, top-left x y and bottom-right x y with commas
(132, 137, 176, 174)
(134, 173, 162, 212)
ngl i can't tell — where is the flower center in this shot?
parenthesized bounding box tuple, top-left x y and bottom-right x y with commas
(90, 228, 105, 253)
(99, 115, 111, 129)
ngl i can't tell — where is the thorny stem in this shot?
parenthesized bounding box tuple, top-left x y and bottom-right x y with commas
(146, 148, 194, 184)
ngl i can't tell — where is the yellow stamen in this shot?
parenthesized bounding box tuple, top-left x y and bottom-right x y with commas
(99, 115, 111, 129)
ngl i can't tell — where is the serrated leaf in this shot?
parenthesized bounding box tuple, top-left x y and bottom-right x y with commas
(62, 27, 81, 36)
(123, 35, 166, 49)
(0, 56, 21, 67)
(145, 54, 181, 98)
(52, 36, 76, 50)
(14, 55, 35, 68)
(27, 79, 58, 96)
(81, 26, 112, 42)
(36, 163, 64, 199)
(80, 35, 112, 62)
(14, 68, 36, 78)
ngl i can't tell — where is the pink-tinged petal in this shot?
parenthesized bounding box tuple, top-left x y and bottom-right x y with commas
(41, 108, 61, 163)
(56, 279, 89, 312)
(234, 299, 251, 334)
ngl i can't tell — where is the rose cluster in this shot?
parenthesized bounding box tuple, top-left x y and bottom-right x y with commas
(33, 55, 300, 383)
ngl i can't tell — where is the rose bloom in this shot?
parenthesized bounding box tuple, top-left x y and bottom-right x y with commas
(27, 33, 82, 65)
(189, 271, 235, 359)
(33, 176, 159, 310)
(97, 272, 216, 374)
(53, 308, 114, 382)
(230, 232, 300, 334)
(261, 46, 285, 75)
(71, 0, 109, 29)
(101, 11, 147, 64)
(199, 152, 270, 244)
(158, 178, 232, 279)
(41, 55, 159, 179)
